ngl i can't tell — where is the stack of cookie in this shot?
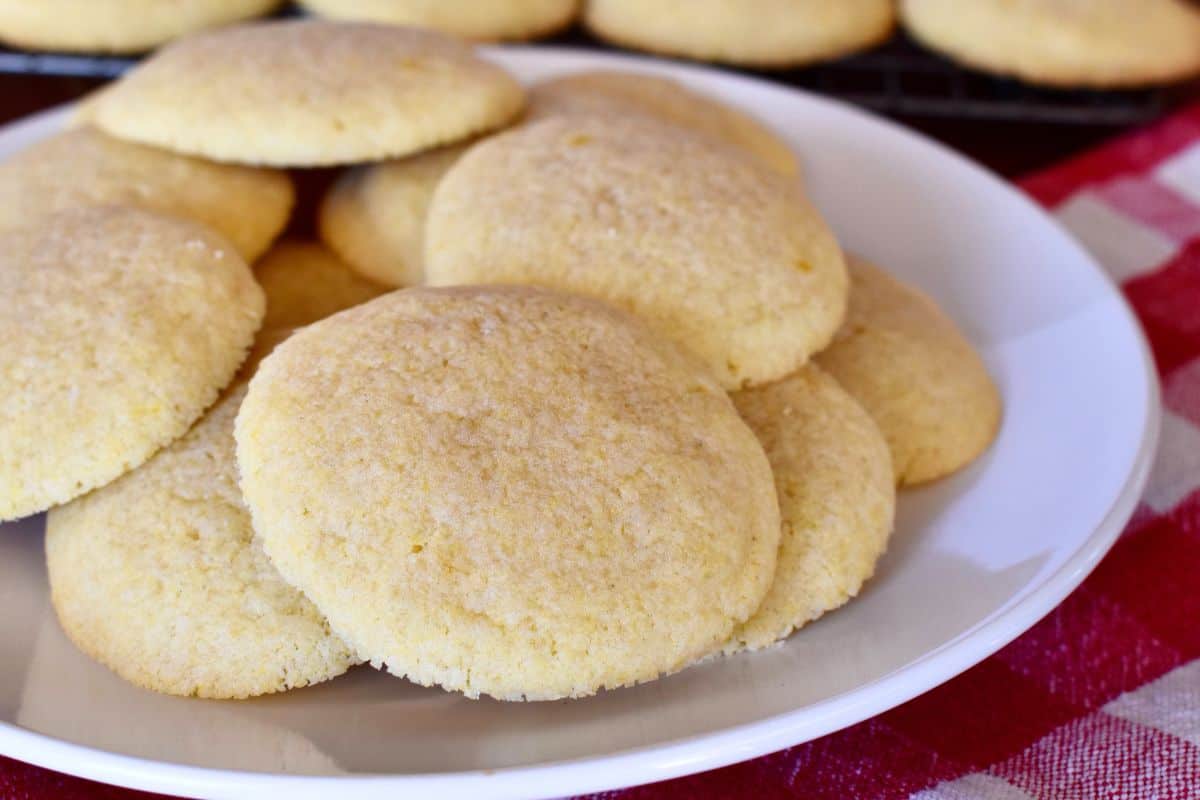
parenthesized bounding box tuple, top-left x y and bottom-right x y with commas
(0, 20, 1000, 702)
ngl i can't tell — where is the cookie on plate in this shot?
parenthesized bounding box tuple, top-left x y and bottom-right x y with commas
(235, 286, 780, 701)
(816, 256, 1001, 486)
(0, 127, 292, 262)
(584, 0, 894, 68)
(319, 143, 467, 287)
(726, 366, 894, 653)
(296, 0, 579, 41)
(424, 115, 847, 390)
(0, 0, 281, 54)
(527, 70, 798, 176)
(46, 382, 360, 699)
(901, 0, 1200, 88)
(254, 240, 387, 329)
(87, 20, 525, 166)
(0, 206, 263, 521)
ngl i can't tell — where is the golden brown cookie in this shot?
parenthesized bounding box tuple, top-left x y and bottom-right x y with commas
(296, 0, 580, 41)
(254, 240, 387, 329)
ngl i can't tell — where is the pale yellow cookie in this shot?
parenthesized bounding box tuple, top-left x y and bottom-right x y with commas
(254, 240, 387, 329)
(816, 257, 1001, 486)
(296, 0, 580, 41)
(0, 0, 281, 53)
(726, 366, 894, 653)
(0, 127, 292, 262)
(88, 20, 526, 166)
(236, 286, 780, 701)
(527, 70, 798, 176)
(425, 116, 846, 389)
(318, 143, 467, 287)
(46, 383, 359, 699)
(0, 206, 263, 521)
(901, 0, 1200, 88)
(584, 0, 895, 67)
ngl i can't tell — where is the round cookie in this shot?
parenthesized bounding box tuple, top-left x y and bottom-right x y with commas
(87, 20, 526, 166)
(0, 127, 293, 262)
(319, 143, 468, 287)
(0, 0, 281, 54)
(726, 366, 894, 653)
(235, 286, 781, 701)
(901, 0, 1200, 88)
(424, 115, 847, 390)
(527, 70, 798, 176)
(584, 0, 895, 68)
(254, 240, 387, 329)
(0, 206, 263, 521)
(46, 383, 359, 699)
(296, 0, 579, 41)
(815, 257, 1002, 486)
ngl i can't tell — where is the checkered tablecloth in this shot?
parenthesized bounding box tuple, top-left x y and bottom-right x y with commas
(5, 105, 1200, 800)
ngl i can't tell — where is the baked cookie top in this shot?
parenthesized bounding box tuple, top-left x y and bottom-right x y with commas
(296, 0, 579, 42)
(235, 286, 780, 700)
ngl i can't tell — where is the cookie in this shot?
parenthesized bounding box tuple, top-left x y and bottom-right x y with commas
(87, 20, 526, 166)
(254, 240, 387, 329)
(527, 70, 798, 175)
(584, 0, 895, 68)
(0, 127, 293, 262)
(318, 143, 467, 287)
(901, 0, 1200, 88)
(296, 0, 579, 41)
(235, 286, 780, 701)
(0, 206, 263, 521)
(727, 366, 894, 653)
(816, 257, 1001, 486)
(425, 115, 847, 390)
(0, 0, 281, 54)
(46, 382, 359, 699)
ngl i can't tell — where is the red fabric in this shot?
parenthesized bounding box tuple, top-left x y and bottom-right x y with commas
(7, 106, 1200, 800)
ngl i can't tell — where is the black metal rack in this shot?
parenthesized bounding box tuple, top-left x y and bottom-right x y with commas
(0, 27, 1187, 127)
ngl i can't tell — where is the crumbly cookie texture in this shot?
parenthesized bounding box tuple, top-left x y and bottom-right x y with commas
(0, 205, 262, 521)
(584, 0, 895, 68)
(319, 143, 468, 287)
(254, 240, 387, 329)
(88, 20, 526, 166)
(901, 0, 1200, 88)
(0, 0, 282, 54)
(816, 256, 1002, 486)
(727, 366, 895, 653)
(425, 115, 847, 390)
(527, 70, 798, 176)
(296, 0, 580, 42)
(46, 383, 360, 699)
(236, 286, 780, 701)
(0, 127, 292, 262)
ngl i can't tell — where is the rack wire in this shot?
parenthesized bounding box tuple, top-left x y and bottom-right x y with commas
(0, 29, 1186, 126)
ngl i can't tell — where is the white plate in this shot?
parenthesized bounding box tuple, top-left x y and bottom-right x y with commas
(0, 46, 1159, 800)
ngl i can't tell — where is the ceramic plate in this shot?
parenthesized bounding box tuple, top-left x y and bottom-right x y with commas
(0, 46, 1159, 800)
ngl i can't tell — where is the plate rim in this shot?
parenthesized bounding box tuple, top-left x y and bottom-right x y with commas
(0, 44, 1162, 800)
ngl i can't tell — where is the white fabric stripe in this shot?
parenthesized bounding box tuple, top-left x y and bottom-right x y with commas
(1154, 142, 1200, 208)
(1103, 659, 1200, 748)
(1143, 409, 1200, 513)
(1055, 193, 1177, 283)
(910, 772, 1037, 800)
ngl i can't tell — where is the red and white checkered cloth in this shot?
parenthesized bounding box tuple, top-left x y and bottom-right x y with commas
(4, 105, 1200, 800)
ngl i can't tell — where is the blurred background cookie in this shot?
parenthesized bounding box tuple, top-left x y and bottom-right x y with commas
(0, 0, 282, 54)
(297, 0, 580, 42)
(253, 240, 387, 329)
(901, 0, 1200, 88)
(584, 0, 895, 68)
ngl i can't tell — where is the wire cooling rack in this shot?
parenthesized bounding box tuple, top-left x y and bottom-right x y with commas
(0, 28, 1188, 126)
